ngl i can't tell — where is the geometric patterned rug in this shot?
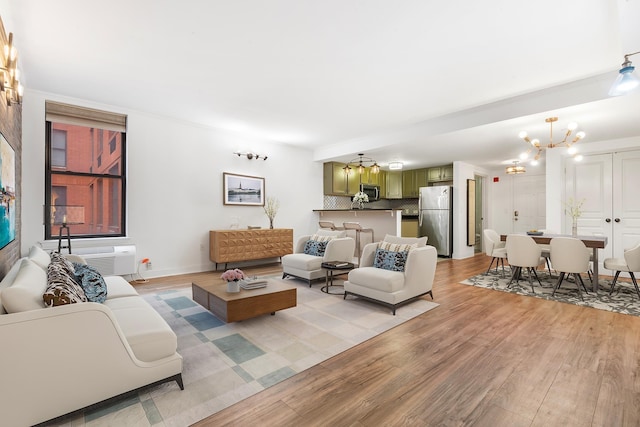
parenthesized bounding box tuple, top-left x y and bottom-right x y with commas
(461, 268, 640, 316)
(49, 277, 438, 426)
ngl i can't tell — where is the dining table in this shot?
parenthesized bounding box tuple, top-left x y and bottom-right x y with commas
(500, 233, 608, 293)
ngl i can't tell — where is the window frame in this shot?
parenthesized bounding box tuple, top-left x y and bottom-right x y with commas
(44, 118, 127, 241)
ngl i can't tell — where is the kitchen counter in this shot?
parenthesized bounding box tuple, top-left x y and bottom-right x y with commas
(313, 208, 400, 212)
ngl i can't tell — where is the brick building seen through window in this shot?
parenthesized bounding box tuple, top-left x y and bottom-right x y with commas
(46, 120, 126, 239)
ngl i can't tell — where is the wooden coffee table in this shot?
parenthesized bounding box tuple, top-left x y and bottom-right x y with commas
(192, 278, 297, 322)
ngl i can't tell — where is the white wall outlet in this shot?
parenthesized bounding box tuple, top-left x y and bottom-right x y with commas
(147, 261, 152, 270)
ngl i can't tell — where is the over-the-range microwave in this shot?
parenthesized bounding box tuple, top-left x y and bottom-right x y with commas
(359, 184, 380, 201)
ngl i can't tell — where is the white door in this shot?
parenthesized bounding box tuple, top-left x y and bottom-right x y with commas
(512, 174, 546, 233)
(613, 151, 640, 253)
(565, 149, 640, 271)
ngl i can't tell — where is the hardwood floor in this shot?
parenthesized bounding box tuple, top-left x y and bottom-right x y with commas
(136, 255, 640, 426)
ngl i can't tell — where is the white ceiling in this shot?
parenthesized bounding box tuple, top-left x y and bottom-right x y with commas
(5, 0, 640, 170)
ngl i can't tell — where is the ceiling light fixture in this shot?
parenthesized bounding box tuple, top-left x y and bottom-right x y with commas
(609, 51, 640, 96)
(518, 117, 586, 163)
(0, 32, 23, 106)
(388, 161, 403, 170)
(506, 161, 526, 175)
(234, 152, 268, 160)
(342, 153, 379, 175)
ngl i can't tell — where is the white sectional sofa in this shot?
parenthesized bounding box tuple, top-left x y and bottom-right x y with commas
(0, 247, 183, 427)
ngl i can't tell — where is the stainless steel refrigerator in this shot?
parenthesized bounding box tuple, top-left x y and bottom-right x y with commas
(419, 185, 453, 257)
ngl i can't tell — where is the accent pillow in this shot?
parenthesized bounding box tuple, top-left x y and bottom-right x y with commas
(73, 263, 108, 303)
(43, 257, 87, 307)
(314, 229, 347, 238)
(373, 248, 408, 272)
(28, 245, 51, 270)
(378, 241, 417, 253)
(383, 234, 427, 247)
(49, 251, 76, 276)
(309, 233, 335, 243)
(303, 240, 329, 256)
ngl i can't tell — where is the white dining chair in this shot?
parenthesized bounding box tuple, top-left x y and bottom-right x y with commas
(604, 243, 640, 299)
(506, 234, 545, 292)
(483, 229, 507, 277)
(550, 237, 591, 300)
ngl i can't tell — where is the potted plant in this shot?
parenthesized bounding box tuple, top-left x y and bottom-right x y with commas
(264, 197, 279, 229)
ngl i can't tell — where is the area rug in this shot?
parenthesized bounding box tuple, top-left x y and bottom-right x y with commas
(49, 278, 438, 426)
(461, 269, 640, 316)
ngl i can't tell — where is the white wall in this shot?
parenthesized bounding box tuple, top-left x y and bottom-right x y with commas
(452, 161, 491, 259)
(485, 165, 546, 235)
(21, 90, 323, 278)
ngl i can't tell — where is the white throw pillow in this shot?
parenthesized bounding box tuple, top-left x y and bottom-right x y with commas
(28, 245, 51, 270)
(2, 259, 48, 313)
(315, 229, 347, 238)
(383, 234, 427, 247)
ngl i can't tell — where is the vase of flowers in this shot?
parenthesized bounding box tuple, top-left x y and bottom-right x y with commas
(351, 191, 369, 209)
(264, 197, 279, 229)
(221, 268, 245, 293)
(565, 197, 585, 237)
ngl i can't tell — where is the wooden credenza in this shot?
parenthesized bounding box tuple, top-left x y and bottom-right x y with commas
(209, 228, 293, 269)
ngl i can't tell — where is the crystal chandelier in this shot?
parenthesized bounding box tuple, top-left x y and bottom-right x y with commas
(518, 117, 586, 165)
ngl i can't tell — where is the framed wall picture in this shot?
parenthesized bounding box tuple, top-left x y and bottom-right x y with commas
(0, 132, 16, 250)
(223, 172, 265, 206)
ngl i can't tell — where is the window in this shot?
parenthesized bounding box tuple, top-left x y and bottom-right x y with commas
(45, 101, 127, 240)
(51, 129, 67, 168)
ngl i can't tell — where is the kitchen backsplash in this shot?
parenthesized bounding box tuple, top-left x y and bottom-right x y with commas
(323, 196, 419, 214)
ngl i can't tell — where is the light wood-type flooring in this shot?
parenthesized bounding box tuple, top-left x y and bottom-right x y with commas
(135, 254, 640, 427)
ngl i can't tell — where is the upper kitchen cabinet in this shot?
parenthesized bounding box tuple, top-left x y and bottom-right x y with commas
(402, 168, 428, 198)
(386, 171, 403, 199)
(378, 170, 387, 197)
(428, 164, 454, 183)
(323, 162, 359, 196)
(360, 167, 383, 185)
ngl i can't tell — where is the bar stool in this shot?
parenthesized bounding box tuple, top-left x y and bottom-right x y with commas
(343, 222, 374, 266)
(318, 221, 344, 230)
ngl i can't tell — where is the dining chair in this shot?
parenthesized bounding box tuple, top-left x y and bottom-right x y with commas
(483, 229, 507, 277)
(549, 237, 590, 300)
(505, 234, 545, 292)
(537, 229, 554, 277)
(604, 243, 640, 298)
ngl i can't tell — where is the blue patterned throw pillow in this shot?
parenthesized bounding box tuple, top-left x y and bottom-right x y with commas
(303, 240, 328, 257)
(373, 248, 408, 272)
(73, 263, 108, 303)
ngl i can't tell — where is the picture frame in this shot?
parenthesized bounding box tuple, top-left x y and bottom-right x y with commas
(467, 179, 476, 246)
(223, 172, 265, 206)
(0, 132, 16, 250)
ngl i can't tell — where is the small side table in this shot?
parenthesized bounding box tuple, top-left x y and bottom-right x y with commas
(321, 261, 355, 295)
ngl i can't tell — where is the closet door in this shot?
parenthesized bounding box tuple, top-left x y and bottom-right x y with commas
(612, 150, 640, 253)
(565, 153, 613, 261)
(566, 149, 640, 270)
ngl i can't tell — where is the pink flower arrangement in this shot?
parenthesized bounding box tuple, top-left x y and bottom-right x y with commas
(221, 268, 245, 282)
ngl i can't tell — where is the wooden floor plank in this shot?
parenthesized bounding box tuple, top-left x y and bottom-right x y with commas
(133, 254, 640, 426)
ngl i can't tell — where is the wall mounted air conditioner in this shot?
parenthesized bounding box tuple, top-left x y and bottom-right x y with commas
(74, 245, 136, 276)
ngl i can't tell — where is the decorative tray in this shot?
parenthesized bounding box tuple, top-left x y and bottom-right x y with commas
(526, 231, 544, 236)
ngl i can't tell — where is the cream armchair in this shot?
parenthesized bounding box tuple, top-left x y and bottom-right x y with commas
(282, 230, 355, 285)
(343, 238, 437, 315)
